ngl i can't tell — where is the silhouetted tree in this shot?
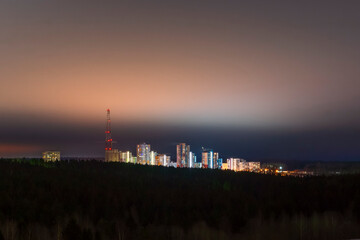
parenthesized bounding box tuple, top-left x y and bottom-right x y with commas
(63, 219, 81, 240)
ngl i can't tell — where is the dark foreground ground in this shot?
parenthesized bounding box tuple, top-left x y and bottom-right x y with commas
(0, 159, 360, 240)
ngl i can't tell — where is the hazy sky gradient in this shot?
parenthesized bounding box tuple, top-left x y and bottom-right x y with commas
(1, 1, 359, 159)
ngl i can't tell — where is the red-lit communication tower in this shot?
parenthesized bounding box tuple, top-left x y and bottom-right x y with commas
(105, 109, 112, 151)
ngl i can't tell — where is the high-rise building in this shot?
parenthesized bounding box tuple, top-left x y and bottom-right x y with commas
(42, 151, 60, 162)
(202, 148, 214, 169)
(216, 158, 223, 169)
(150, 151, 157, 165)
(189, 151, 196, 168)
(214, 152, 219, 169)
(120, 151, 132, 163)
(176, 143, 190, 167)
(137, 143, 150, 165)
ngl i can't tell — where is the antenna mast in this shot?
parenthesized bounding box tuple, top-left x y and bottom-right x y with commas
(105, 109, 112, 151)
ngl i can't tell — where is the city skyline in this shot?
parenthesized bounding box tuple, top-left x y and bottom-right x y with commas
(1, 1, 359, 161)
(0, 108, 359, 161)
(1, 2, 360, 239)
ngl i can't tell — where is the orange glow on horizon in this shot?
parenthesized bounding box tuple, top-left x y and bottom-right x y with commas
(0, 144, 42, 155)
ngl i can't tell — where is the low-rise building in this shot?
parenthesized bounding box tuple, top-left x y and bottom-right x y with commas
(227, 158, 246, 171)
(120, 151, 132, 163)
(105, 149, 120, 162)
(168, 162, 177, 168)
(194, 162, 202, 169)
(248, 162, 261, 172)
(222, 163, 228, 170)
(155, 154, 170, 166)
(42, 151, 60, 162)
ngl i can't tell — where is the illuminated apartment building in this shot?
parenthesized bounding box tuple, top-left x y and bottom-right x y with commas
(222, 163, 229, 170)
(176, 143, 190, 167)
(248, 162, 261, 172)
(202, 148, 215, 169)
(216, 158, 223, 169)
(120, 151, 132, 163)
(155, 154, 171, 166)
(137, 143, 150, 165)
(188, 151, 196, 168)
(150, 151, 157, 165)
(105, 149, 120, 162)
(214, 152, 219, 169)
(239, 161, 249, 171)
(42, 151, 60, 162)
(227, 158, 246, 171)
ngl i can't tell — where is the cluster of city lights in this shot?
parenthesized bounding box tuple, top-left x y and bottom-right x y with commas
(103, 142, 262, 173)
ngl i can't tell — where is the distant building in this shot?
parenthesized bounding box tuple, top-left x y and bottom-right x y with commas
(202, 149, 212, 169)
(194, 162, 202, 168)
(42, 151, 60, 162)
(239, 161, 249, 171)
(137, 143, 151, 165)
(105, 149, 120, 162)
(227, 158, 237, 171)
(168, 162, 177, 168)
(120, 151, 132, 163)
(222, 163, 228, 170)
(214, 152, 219, 169)
(217, 158, 223, 169)
(150, 151, 157, 165)
(156, 154, 170, 166)
(176, 143, 190, 167)
(226, 158, 260, 172)
(261, 163, 286, 173)
(189, 151, 196, 168)
(131, 157, 137, 164)
(227, 158, 246, 171)
(202, 148, 217, 169)
(248, 162, 261, 172)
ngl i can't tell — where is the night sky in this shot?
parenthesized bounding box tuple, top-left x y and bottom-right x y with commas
(1, 1, 359, 160)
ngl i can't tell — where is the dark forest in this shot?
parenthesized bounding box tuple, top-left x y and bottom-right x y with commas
(0, 159, 359, 240)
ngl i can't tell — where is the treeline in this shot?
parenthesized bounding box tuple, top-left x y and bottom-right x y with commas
(0, 159, 359, 239)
